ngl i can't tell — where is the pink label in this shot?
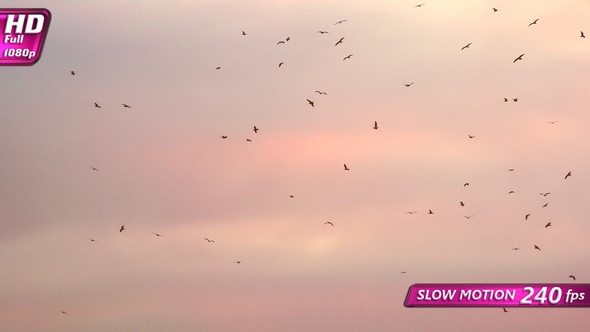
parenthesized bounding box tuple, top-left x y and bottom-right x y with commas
(0, 8, 51, 65)
(405, 284, 590, 307)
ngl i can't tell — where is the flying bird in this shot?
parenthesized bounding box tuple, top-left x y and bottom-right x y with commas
(459, 201, 464, 207)
(90, 167, 99, 171)
(324, 222, 334, 226)
(415, 3, 426, 7)
(581, 31, 585, 38)
(122, 104, 131, 108)
(289, 195, 294, 198)
(94, 102, 101, 108)
(464, 183, 469, 187)
(512, 248, 520, 250)
(405, 211, 419, 214)
(246, 138, 252, 142)
(253, 126, 259, 133)
(540, 192, 550, 196)
(242, 30, 246, 35)
(542, 203, 548, 208)
(493, 8, 498, 12)
(545, 222, 551, 228)
(344, 164, 350, 171)
(547, 121, 559, 124)
(525, 214, 531, 220)
(503, 308, 508, 313)
(318, 31, 329, 34)
(334, 20, 347, 25)
(221, 135, 228, 139)
(463, 215, 475, 219)
(315, 90, 327, 95)
(307, 99, 314, 107)
(119, 225, 125, 232)
(236, 261, 242, 264)
(461, 43, 472, 50)
(565, 171, 572, 179)
(569, 275, 576, 281)
(153, 232, 163, 237)
(373, 121, 378, 130)
(428, 209, 434, 214)
(204, 238, 215, 243)
(70, 71, 75, 76)
(88, 238, 96, 242)
(504, 98, 508, 102)
(534, 245, 541, 251)
(468, 135, 475, 139)
(335, 37, 344, 46)
(513, 98, 518, 102)
(278, 62, 284, 67)
(528, 18, 539, 26)
(513, 54, 525, 63)
(286, 37, 290, 42)
(216, 66, 221, 70)
(508, 190, 515, 194)
(404, 82, 414, 87)
(61, 311, 68, 314)
(508, 169, 515, 171)
(343, 54, 354, 60)
(277, 40, 285, 45)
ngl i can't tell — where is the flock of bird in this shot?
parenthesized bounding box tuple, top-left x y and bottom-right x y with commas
(58, 4, 587, 319)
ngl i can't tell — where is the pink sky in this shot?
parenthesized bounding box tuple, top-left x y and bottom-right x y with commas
(1, 0, 590, 331)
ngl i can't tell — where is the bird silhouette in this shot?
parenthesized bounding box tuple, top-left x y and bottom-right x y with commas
(277, 40, 285, 45)
(461, 43, 472, 50)
(464, 182, 469, 187)
(122, 104, 131, 108)
(318, 31, 329, 34)
(405, 211, 418, 214)
(253, 126, 259, 133)
(315, 90, 327, 95)
(216, 66, 221, 70)
(204, 238, 215, 243)
(242, 31, 246, 35)
(343, 54, 354, 60)
(404, 82, 414, 87)
(344, 164, 350, 171)
(153, 232, 163, 237)
(334, 20, 347, 25)
(373, 121, 378, 130)
(547, 121, 559, 124)
(542, 203, 548, 208)
(540, 192, 550, 196)
(463, 215, 475, 219)
(307, 99, 314, 107)
(278, 62, 284, 67)
(415, 3, 425, 7)
(324, 222, 334, 226)
(246, 138, 252, 142)
(221, 135, 228, 139)
(335, 37, 344, 46)
(528, 18, 539, 26)
(236, 261, 242, 263)
(513, 54, 525, 63)
(581, 31, 585, 38)
(512, 248, 520, 250)
(508, 190, 515, 194)
(289, 195, 294, 198)
(459, 201, 464, 207)
(565, 171, 572, 179)
(545, 222, 551, 228)
(90, 167, 99, 171)
(503, 308, 508, 313)
(61, 311, 68, 314)
(70, 71, 75, 76)
(525, 214, 531, 220)
(513, 98, 518, 102)
(493, 8, 498, 12)
(468, 135, 475, 139)
(286, 37, 290, 42)
(508, 169, 515, 171)
(119, 225, 125, 232)
(534, 245, 541, 251)
(569, 275, 576, 281)
(504, 98, 508, 102)
(94, 102, 101, 108)
(88, 238, 96, 242)
(428, 209, 434, 214)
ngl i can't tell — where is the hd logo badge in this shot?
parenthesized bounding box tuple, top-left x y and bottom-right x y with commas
(0, 8, 51, 65)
